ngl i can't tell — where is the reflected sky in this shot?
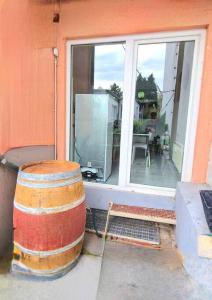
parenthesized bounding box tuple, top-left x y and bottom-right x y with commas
(137, 43, 166, 90)
(94, 42, 166, 90)
(94, 44, 125, 89)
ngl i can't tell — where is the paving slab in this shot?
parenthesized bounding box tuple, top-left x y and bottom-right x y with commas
(97, 241, 212, 300)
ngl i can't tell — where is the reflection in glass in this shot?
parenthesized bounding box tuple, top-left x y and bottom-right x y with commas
(130, 41, 195, 188)
(71, 43, 125, 185)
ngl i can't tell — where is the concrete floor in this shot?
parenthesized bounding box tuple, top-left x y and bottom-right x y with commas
(97, 241, 212, 300)
(0, 233, 104, 300)
(1, 232, 211, 300)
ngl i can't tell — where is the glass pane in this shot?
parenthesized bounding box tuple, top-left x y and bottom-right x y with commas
(71, 43, 125, 185)
(130, 41, 195, 188)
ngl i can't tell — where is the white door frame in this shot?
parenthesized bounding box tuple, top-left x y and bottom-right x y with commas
(66, 29, 206, 197)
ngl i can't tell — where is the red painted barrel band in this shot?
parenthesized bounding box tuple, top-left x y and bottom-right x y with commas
(14, 202, 86, 251)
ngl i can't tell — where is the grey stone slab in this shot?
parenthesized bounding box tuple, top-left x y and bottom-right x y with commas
(97, 241, 212, 300)
(85, 185, 175, 211)
(175, 182, 212, 293)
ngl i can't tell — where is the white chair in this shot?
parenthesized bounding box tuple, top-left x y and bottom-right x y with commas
(112, 133, 121, 161)
(131, 133, 151, 167)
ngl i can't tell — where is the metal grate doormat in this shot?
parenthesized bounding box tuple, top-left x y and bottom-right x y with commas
(86, 209, 160, 245)
(86, 209, 107, 233)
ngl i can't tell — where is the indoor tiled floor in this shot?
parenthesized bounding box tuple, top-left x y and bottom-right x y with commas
(107, 151, 180, 188)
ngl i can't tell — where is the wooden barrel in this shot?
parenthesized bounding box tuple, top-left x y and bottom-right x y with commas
(12, 160, 86, 278)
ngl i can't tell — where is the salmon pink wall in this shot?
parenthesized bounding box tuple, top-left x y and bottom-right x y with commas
(0, 0, 212, 183)
(0, 0, 55, 154)
(56, 0, 212, 183)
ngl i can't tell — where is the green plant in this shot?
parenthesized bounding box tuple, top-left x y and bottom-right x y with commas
(133, 120, 144, 133)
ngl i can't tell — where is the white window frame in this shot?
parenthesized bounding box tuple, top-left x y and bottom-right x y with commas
(66, 29, 206, 197)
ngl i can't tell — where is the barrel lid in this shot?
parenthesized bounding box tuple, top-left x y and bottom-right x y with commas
(20, 160, 80, 175)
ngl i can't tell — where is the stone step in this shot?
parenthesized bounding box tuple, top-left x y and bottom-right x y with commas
(176, 183, 212, 260)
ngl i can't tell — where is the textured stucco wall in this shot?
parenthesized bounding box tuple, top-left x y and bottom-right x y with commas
(0, 0, 212, 182)
(0, 0, 55, 154)
(207, 144, 212, 185)
(85, 185, 175, 211)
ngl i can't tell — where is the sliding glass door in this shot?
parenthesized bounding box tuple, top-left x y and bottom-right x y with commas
(68, 31, 204, 191)
(129, 41, 195, 188)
